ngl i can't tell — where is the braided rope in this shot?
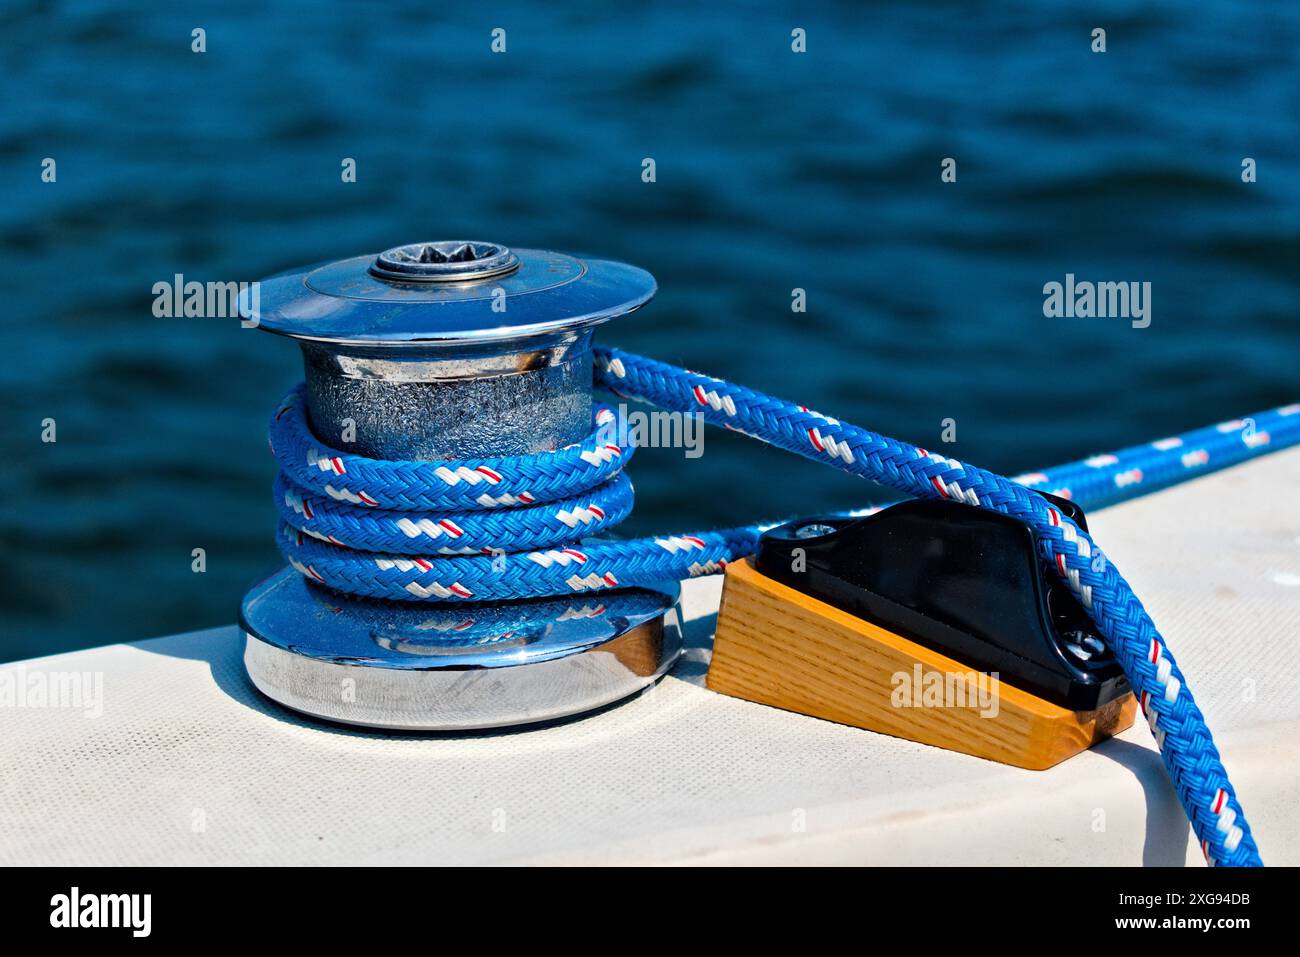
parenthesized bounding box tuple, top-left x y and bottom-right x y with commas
(271, 382, 761, 600)
(264, 351, 1295, 867)
(279, 522, 757, 601)
(1013, 404, 1300, 508)
(594, 346, 1271, 867)
(269, 386, 635, 511)
(274, 472, 636, 554)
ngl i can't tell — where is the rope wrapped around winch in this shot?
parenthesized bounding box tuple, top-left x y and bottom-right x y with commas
(270, 345, 1299, 867)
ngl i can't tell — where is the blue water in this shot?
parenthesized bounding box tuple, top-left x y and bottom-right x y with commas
(2, 2, 1297, 660)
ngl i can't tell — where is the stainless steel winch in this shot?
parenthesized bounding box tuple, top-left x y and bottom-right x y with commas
(237, 241, 683, 731)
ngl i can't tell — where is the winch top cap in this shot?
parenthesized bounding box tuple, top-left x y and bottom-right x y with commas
(241, 243, 656, 346)
(369, 240, 521, 283)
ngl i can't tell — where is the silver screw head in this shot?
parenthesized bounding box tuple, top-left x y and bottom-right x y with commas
(794, 523, 838, 539)
(369, 240, 521, 284)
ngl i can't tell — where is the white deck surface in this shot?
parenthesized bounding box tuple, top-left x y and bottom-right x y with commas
(3, 448, 1299, 866)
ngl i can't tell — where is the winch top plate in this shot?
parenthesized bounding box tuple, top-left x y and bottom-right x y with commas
(242, 247, 656, 346)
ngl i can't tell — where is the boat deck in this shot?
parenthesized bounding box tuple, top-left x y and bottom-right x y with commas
(3, 448, 1299, 865)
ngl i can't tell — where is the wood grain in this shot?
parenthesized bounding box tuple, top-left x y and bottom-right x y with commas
(707, 559, 1136, 770)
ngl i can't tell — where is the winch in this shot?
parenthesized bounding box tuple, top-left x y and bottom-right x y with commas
(233, 238, 1271, 866)
(238, 241, 682, 730)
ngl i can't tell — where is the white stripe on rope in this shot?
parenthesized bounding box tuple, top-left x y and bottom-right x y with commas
(287, 556, 325, 584)
(283, 488, 314, 519)
(1011, 471, 1049, 486)
(1114, 468, 1144, 488)
(564, 571, 620, 592)
(475, 491, 536, 508)
(1046, 506, 1093, 610)
(403, 580, 474, 599)
(324, 484, 379, 507)
(654, 535, 708, 554)
(307, 447, 346, 475)
(554, 504, 607, 528)
(395, 517, 465, 540)
(687, 559, 727, 576)
(527, 548, 589, 568)
(433, 465, 504, 487)
(1210, 787, 1244, 854)
(579, 444, 623, 466)
(916, 449, 980, 506)
(808, 427, 855, 464)
(692, 384, 737, 416)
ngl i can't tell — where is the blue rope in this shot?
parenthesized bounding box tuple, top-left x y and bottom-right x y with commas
(273, 472, 636, 555)
(267, 348, 1298, 867)
(269, 386, 635, 512)
(1012, 404, 1300, 510)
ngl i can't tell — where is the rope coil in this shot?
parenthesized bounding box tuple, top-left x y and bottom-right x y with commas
(271, 383, 757, 600)
(266, 348, 1292, 867)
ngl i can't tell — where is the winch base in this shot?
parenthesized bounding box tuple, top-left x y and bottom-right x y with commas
(241, 568, 682, 731)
